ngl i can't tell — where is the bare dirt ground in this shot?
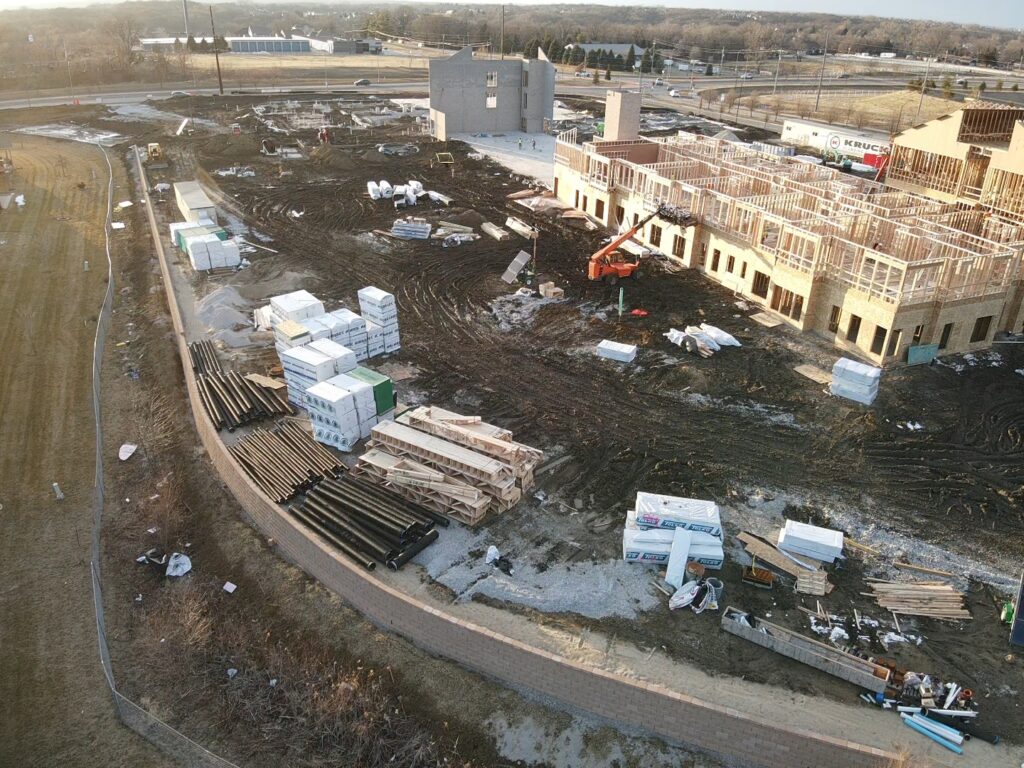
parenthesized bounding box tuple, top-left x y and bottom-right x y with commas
(170, 97, 1023, 743)
(0, 136, 169, 766)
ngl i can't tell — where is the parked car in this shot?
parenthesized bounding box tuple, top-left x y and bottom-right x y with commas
(652, 78, 666, 86)
(739, 72, 755, 80)
(353, 78, 371, 86)
(668, 89, 681, 98)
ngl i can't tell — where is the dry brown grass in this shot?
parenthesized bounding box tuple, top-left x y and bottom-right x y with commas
(741, 89, 958, 133)
(885, 746, 932, 767)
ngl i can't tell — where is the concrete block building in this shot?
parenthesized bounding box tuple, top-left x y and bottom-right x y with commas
(552, 92, 1024, 364)
(428, 47, 555, 140)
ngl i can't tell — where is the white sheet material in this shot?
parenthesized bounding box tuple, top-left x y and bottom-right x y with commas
(699, 323, 741, 347)
(633, 492, 722, 537)
(622, 526, 674, 563)
(165, 553, 192, 577)
(665, 528, 693, 588)
(625, 511, 722, 546)
(596, 340, 637, 363)
(777, 519, 844, 562)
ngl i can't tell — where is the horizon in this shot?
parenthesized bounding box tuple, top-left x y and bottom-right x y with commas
(0, 0, 1021, 32)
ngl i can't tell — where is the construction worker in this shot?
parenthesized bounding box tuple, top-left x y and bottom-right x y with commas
(532, 138, 536, 150)
(517, 138, 522, 150)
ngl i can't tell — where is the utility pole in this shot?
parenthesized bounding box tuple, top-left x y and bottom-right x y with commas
(814, 31, 830, 113)
(62, 37, 75, 100)
(915, 57, 931, 123)
(499, 5, 504, 61)
(209, 5, 223, 96)
(720, 46, 725, 78)
(773, 49, 781, 95)
(182, 0, 190, 37)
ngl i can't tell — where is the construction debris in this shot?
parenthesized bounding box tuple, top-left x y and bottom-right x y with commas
(866, 580, 971, 620)
(501, 250, 532, 284)
(538, 281, 565, 299)
(229, 421, 343, 502)
(722, 607, 892, 693)
(505, 216, 538, 239)
(665, 324, 740, 358)
(390, 217, 432, 240)
(291, 474, 443, 571)
(481, 222, 511, 241)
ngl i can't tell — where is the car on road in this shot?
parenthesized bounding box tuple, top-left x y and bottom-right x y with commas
(353, 78, 371, 86)
(668, 89, 681, 98)
(834, 73, 849, 79)
(170, 90, 192, 97)
(739, 72, 755, 80)
(573, 70, 591, 78)
(652, 78, 666, 86)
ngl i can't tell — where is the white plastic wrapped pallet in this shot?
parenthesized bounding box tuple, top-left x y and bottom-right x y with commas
(625, 511, 722, 545)
(379, 180, 393, 198)
(327, 372, 376, 423)
(633, 492, 722, 537)
(306, 338, 357, 374)
(778, 520, 844, 563)
(280, 346, 337, 382)
(270, 290, 325, 323)
(596, 340, 637, 363)
(367, 180, 381, 200)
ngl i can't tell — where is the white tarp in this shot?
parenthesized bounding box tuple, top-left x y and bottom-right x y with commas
(633, 492, 722, 537)
(118, 443, 138, 461)
(166, 552, 192, 577)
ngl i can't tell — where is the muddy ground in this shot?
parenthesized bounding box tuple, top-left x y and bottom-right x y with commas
(162, 96, 1024, 740)
(5, 95, 1021, 757)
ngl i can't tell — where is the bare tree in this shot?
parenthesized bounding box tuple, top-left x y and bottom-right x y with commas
(822, 103, 840, 124)
(104, 14, 140, 73)
(795, 98, 812, 119)
(747, 94, 761, 116)
(851, 109, 870, 130)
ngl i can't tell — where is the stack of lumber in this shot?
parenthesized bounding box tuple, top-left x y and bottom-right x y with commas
(866, 580, 971, 620)
(353, 406, 543, 526)
(229, 421, 343, 502)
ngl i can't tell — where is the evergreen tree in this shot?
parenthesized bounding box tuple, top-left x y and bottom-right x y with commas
(604, 66, 611, 81)
(186, 34, 197, 52)
(523, 38, 540, 58)
(624, 44, 636, 71)
(592, 68, 600, 84)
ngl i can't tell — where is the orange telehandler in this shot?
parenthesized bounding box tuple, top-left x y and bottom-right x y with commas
(587, 205, 691, 284)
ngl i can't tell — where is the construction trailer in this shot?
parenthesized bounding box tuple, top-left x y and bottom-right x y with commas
(781, 118, 891, 162)
(552, 94, 1024, 365)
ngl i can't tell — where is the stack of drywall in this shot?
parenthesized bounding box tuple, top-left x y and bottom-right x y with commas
(353, 406, 543, 525)
(273, 319, 313, 353)
(170, 221, 226, 248)
(358, 286, 400, 353)
(830, 357, 881, 405)
(307, 338, 357, 375)
(365, 320, 385, 357)
(390, 217, 431, 239)
(624, 492, 724, 569)
(280, 342, 354, 408)
(305, 380, 360, 450)
(777, 520, 844, 563)
(347, 366, 396, 421)
(206, 238, 241, 269)
(596, 340, 638, 363)
(185, 234, 216, 270)
(326, 372, 378, 438)
(272, 290, 326, 324)
(326, 308, 369, 360)
(174, 181, 217, 224)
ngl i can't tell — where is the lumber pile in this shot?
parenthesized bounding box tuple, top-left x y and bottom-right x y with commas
(737, 531, 834, 595)
(229, 422, 343, 502)
(866, 580, 971, 620)
(352, 406, 543, 526)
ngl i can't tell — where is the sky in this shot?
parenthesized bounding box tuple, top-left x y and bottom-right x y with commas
(0, 0, 1021, 30)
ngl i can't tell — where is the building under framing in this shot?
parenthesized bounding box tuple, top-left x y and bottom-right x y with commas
(887, 101, 1024, 222)
(553, 93, 1024, 363)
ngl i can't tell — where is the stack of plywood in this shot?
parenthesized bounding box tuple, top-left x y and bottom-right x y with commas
(353, 407, 543, 526)
(867, 580, 971, 620)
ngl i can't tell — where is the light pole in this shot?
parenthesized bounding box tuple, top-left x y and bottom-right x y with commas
(814, 31, 830, 113)
(773, 49, 781, 95)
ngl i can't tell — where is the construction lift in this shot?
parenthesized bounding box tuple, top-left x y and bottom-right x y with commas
(587, 205, 694, 284)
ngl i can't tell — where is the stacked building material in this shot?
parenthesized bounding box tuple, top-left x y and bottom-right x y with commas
(280, 343, 355, 408)
(187, 340, 222, 375)
(358, 286, 400, 353)
(174, 180, 217, 224)
(623, 492, 725, 569)
(229, 422, 342, 502)
(481, 222, 511, 241)
(305, 379, 361, 451)
(272, 290, 326, 324)
(353, 407, 542, 525)
(867, 580, 971, 620)
(187, 340, 293, 430)
(390, 217, 432, 239)
(397, 405, 541, 488)
(596, 340, 638, 363)
(778, 520, 844, 563)
(830, 357, 881, 405)
(346, 366, 396, 422)
(291, 475, 445, 570)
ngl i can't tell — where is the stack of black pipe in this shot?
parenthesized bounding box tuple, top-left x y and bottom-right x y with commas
(290, 474, 447, 571)
(187, 340, 222, 375)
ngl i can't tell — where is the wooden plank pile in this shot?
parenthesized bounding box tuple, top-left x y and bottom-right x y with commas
(866, 579, 971, 621)
(737, 531, 834, 595)
(353, 406, 543, 526)
(229, 421, 343, 502)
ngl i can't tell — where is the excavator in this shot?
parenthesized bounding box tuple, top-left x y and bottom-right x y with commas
(587, 205, 693, 284)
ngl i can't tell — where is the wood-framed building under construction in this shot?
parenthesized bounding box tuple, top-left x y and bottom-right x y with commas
(553, 97, 1024, 364)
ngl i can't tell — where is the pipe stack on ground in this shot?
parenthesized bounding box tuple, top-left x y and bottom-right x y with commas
(196, 370, 294, 431)
(229, 422, 343, 502)
(291, 474, 444, 570)
(187, 340, 223, 375)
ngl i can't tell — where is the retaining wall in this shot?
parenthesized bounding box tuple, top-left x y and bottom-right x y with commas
(143, 149, 895, 768)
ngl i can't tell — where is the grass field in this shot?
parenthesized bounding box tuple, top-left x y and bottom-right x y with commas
(737, 89, 959, 132)
(0, 136, 168, 766)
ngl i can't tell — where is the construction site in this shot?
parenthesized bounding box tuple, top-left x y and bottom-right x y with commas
(2, 52, 1024, 768)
